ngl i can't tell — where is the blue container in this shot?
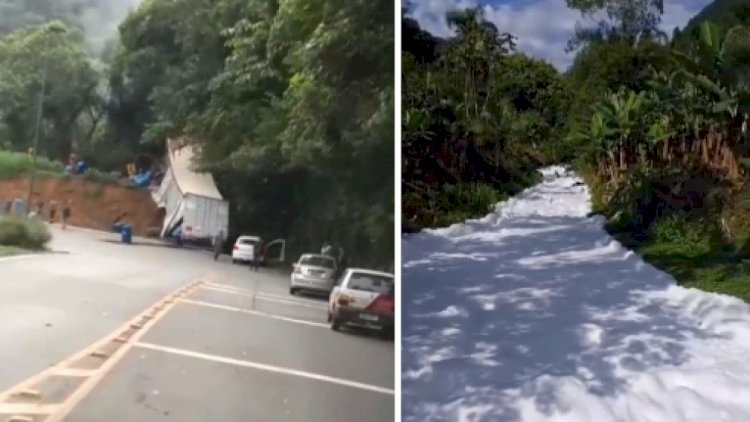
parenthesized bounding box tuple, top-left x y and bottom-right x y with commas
(121, 225, 133, 244)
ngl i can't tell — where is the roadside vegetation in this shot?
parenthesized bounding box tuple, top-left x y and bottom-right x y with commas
(0, 151, 65, 180)
(0, 216, 51, 251)
(0, 0, 393, 269)
(402, 6, 566, 228)
(404, 0, 750, 301)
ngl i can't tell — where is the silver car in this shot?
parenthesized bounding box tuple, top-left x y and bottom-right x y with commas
(290, 254, 338, 296)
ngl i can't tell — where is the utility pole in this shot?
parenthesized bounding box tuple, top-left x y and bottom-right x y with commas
(26, 25, 65, 211)
(26, 59, 48, 210)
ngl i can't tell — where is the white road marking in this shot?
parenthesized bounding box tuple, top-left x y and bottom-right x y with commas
(0, 254, 36, 263)
(53, 368, 95, 377)
(0, 403, 61, 414)
(135, 341, 395, 396)
(179, 299, 329, 328)
(207, 282, 328, 304)
(201, 285, 328, 310)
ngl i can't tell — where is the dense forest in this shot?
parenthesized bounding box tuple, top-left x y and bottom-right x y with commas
(402, 7, 567, 228)
(0, 0, 394, 270)
(403, 0, 750, 300)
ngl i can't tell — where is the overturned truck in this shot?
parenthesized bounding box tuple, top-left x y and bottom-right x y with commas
(153, 139, 229, 246)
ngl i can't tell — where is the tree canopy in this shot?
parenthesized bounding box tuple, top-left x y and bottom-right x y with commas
(402, 8, 567, 227)
(566, 0, 666, 50)
(0, 21, 100, 158)
(107, 0, 394, 269)
(0, 0, 394, 270)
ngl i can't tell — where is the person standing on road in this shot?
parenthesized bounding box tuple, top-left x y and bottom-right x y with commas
(213, 230, 225, 261)
(337, 246, 347, 270)
(62, 200, 72, 230)
(321, 242, 334, 258)
(48, 199, 58, 224)
(251, 242, 261, 271)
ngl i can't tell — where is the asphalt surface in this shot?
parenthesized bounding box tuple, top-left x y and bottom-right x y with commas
(0, 225, 394, 421)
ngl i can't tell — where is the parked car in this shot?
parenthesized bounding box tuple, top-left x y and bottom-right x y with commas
(328, 268, 394, 338)
(232, 235, 262, 264)
(290, 254, 337, 296)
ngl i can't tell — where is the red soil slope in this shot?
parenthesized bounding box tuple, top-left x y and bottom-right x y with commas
(0, 177, 162, 236)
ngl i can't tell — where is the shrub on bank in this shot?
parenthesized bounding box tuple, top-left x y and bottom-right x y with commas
(0, 216, 51, 250)
(0, 151, 65, 180)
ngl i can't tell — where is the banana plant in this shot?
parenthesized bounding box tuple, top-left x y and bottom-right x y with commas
(672, 21, 750, 120)
(596, 90, 648, 169)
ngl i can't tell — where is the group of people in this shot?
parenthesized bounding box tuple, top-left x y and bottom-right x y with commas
(1, 197, 73, 229)
(30, 199, 73, 229)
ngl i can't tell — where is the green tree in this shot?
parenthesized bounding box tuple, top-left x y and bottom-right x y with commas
(0, 21, 100, 160)
(402, 9, 566, 227)
(566, 0, 665, 50)
(107, 0, 394, 269)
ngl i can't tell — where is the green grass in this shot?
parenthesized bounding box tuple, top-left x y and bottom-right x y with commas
(639, 241, 750, 302)
(0, 150, 118, 184)
(403, 182, 507, 228)
(608, 214, 750, 303)
(403, 169, 542, 229)
(0, 245, 23, 256)
(0, 151, 65, 180)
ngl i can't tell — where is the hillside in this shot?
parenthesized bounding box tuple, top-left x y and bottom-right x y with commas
(675, 0, 750, 42)
(0, 177, 161, 236)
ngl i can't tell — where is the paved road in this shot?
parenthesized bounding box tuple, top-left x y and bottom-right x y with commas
(0, 226, 394, 421)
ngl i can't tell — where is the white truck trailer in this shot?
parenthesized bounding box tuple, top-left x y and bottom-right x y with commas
(153, 139, 229, 244)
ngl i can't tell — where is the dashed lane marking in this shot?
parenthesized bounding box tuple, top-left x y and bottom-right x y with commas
(0, 279, 206, 422)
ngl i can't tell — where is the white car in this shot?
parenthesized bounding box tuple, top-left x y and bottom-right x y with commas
(232, 235, 262, 264)
(328, 268, 395, 337)
(290, 254, 337, 296)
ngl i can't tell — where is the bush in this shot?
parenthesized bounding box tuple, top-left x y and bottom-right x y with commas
(651, 214, 710, 253)
(441, 183, 501, 216)
(82, 168, 118, 185)
(0, 216, 51, 250)
(0, 151, 65, 180)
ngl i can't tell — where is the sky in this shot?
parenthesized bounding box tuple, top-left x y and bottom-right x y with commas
(408, 0, 714, 70)
(75, 0, 143, 53)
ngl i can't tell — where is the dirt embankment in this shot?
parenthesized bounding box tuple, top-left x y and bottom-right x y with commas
(0, 177, 162, 236)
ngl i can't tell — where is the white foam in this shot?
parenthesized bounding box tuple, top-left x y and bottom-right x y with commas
(402, 166, 750, 422)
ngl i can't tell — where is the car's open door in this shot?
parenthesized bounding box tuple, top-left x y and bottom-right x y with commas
(264, 239, 286, 263)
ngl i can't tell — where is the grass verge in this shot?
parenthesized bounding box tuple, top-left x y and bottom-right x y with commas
(403, 170, 541, 230)
(608, 213, 750, 303)
(0, 150, 118, 184)
(638, 241, 750, 302)
(0, 151, 65, 180)
(0, 245, 23, 257)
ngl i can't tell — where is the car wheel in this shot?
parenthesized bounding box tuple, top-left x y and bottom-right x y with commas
(380, 327, 394, 340)
(289, 287, 296, 295)
(331, 317, 341, 331)
(327, 312, 332, 322)
(232, 259, 237, 264)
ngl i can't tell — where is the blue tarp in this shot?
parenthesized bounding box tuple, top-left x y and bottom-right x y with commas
(75, 161, 88, 175)
(129, 171, 152, 188)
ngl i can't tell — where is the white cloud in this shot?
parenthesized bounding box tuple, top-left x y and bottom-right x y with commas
(408, 0, 713, 71)
(481, 0, 581, 70)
